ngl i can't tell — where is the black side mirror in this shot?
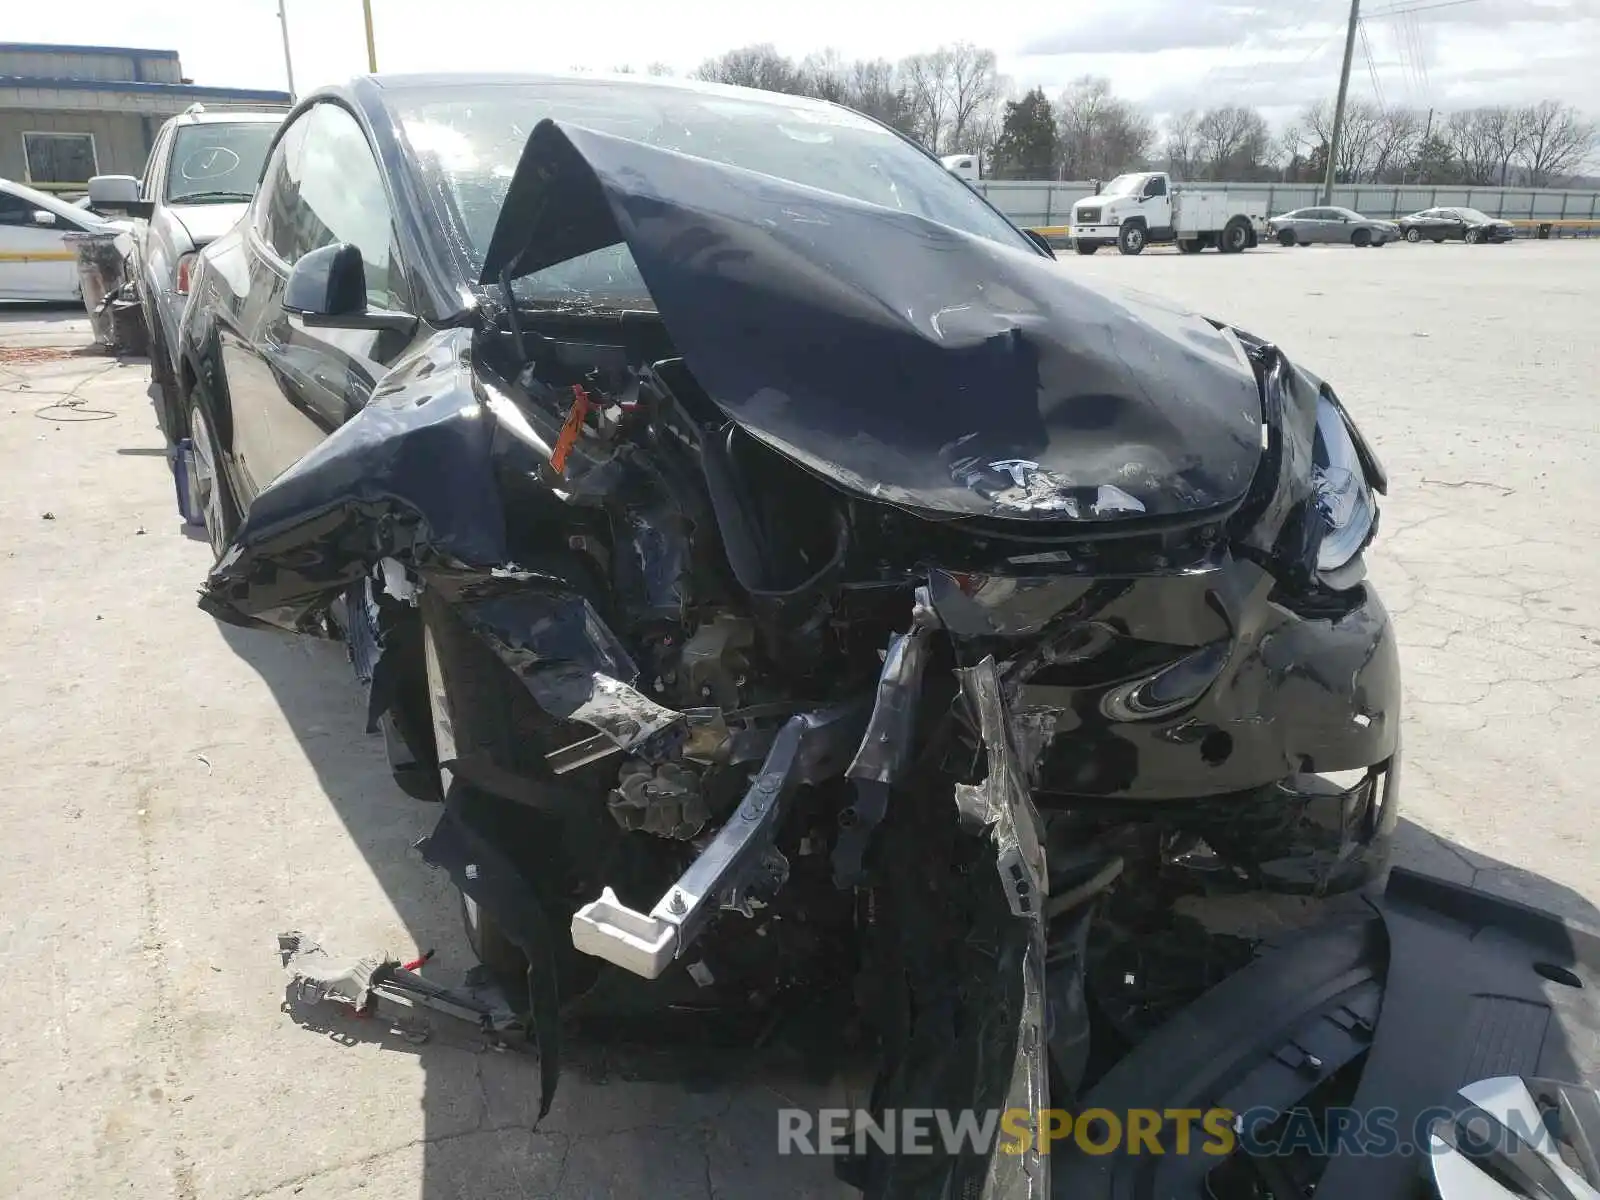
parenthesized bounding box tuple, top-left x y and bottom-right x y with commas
(1022, 229, 1057, 258)
(283, 243, 414, 333)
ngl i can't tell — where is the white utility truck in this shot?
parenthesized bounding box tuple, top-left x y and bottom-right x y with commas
(941, 153, 980, 183)
(1069, 171, 1269, 255)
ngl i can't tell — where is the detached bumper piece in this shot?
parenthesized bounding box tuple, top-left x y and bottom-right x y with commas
(570, 700, 869, 978)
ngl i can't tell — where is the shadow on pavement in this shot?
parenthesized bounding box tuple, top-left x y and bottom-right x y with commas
(219, 621, 865, 1199)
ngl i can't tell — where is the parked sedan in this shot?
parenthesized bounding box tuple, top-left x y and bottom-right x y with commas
(1397, 206, 1516, 244)
(0, 177, 127, 301)
(1267, 206, 1398, 247)
(88, 108, 283, 436)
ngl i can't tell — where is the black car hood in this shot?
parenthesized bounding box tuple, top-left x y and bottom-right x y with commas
(480, 120, 1264, 524)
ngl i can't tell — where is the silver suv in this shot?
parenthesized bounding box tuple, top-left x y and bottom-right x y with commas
(88, 105, 284, 437)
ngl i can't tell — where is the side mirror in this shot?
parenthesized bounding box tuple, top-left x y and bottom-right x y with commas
(1022, 229, 1057, 258)
(87, 174, 151, 217)
(284, 243, 415, 333)
(31, 210, 58, 227)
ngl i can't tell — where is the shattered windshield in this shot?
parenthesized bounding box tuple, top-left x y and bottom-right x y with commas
(165, 122, 279, 204)
(392, 79, 1030, 308)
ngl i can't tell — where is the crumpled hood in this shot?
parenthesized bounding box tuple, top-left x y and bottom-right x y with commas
(481, 121, 1264, 525)
(168, 201, 250, 248)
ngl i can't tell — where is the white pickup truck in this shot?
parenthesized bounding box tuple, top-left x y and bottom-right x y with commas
(1069, 171, 1268, 256)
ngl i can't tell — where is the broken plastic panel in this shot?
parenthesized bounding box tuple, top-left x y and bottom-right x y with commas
(571, 699, 869, 978)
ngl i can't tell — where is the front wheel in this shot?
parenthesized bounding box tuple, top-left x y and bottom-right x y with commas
(1404, 227, 1423, 243)
(1276, 229, 1296, 247)
(1465, 228, 1482, 244)
(1117, 224, 1146, 255)
(1351, 228, 1372, 248)
(187, 386, 239, 561)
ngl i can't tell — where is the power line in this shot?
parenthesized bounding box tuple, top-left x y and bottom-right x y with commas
(1359, 19, 1387, 108)
(1364, 0, 1482, 20)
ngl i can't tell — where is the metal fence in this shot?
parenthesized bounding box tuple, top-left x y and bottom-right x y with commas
(977, 180, 1600, 233)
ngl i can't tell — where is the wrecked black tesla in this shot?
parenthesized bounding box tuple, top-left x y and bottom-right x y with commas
(180, 73, 1401, 1196)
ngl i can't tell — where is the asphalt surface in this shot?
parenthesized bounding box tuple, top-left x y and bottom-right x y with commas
(1, 238, 1597, 1198)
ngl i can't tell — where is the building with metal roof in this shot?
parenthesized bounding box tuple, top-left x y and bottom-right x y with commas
(0, 43, 290, 192)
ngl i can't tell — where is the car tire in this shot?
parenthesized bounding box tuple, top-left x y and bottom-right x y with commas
(187, 378, 240, 561)
(1219, 218, 1250, 254)
(1117, 224, 1146, 255)
(1276, 230, 1296, 247)
(1404, 227, 1422, 243)
(1351, 228, 1372, 248)
(1075, 242, 1099, 256)
(1465, 228, 1481, 244)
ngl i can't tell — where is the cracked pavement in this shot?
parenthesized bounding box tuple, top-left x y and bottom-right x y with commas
(1, 239, 1597, 1198)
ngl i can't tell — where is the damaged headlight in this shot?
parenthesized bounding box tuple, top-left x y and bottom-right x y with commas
(1312, 393, 1377, 581)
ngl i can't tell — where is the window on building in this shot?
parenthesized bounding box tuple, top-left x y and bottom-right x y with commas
(23, 133, 99, 185)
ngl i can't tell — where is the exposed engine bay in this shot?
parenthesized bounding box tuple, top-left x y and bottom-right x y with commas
(201, 117, 1411, 1197)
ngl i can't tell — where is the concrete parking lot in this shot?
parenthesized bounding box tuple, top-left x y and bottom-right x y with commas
(1, 239, 1597, 1199)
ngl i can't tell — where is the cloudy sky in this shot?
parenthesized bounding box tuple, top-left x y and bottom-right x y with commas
(8, 0, 1598, 124)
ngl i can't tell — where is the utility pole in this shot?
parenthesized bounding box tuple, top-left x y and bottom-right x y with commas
(1322, 0, 1362, 204)
(278, 0, 296, 100)
(362, 0, 379, 72)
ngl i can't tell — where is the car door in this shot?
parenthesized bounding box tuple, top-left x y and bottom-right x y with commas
(1140, 173, 1171, 234)
(130, 123, 173, 303)
(0, 187, 78, 299)
(1294, 208, 1327, 243)
(224, 100, 418, 498)
(1434, 210, 1465, 240)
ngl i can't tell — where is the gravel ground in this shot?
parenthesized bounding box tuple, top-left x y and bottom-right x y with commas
(0, 238, 1595, 1199)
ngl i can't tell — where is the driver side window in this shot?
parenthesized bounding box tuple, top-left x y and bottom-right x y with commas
(1144, 175, 1167, 198)
(255, 103, 406, 311)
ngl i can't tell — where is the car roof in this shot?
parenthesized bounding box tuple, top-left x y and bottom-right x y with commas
(360, 69, 857, 117)
(162, 110, 285, 130)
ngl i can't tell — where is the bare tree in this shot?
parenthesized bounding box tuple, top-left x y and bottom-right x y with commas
(645, 62, 675, 77)
(1163, 110, 1199, 178)
(1515, 100, 1597, 186)
(1194, 104, 1272, 180)
(902, 48, 955, 151)
(1056, 76, 1154, 180)
(945, 43, 1002, 156)
(800, 48, 849, 103)
(1369, 106, 1423, 183)
(1443, 109, 1500, 184)
(692, 44, 805, 95)
(1300, 100, 1383, 182)
(1475, 105, 1531, 186)
(846, 58, 916, 136)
